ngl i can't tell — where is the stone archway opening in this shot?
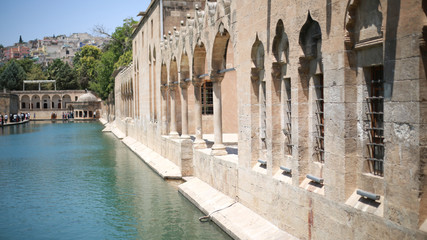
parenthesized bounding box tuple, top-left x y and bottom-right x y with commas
(298, 12, 324, 183)
(250, 36, 266, 167)
(210, 25, 237, 156)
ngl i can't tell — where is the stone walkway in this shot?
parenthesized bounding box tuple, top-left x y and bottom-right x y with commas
(0, 119, 30, 127)
(179, 177, 299, 240)
(121, 136, 182, 179)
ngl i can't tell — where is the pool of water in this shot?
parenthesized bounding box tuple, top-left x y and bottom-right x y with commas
(0, 122, 231, 240)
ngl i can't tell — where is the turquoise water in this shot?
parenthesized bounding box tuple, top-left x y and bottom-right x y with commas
(0, 122, 231, 240)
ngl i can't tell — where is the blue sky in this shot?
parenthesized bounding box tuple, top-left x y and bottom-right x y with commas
(0, 0, 151, 47)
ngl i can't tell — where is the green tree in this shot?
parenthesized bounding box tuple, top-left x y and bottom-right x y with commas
(16, 58, 34, 74)
(73, 45, 102, 89)
(94, 18, 137, 56)
(47, 59, 65, 79)
(25, 64, 47, 90)
(0, 44, 4, 61)
(57, 63, 78, 90)
(27, 64, 47, 80)
(0, 60, 26, 90)
(47, 59, 77, 90)
(114, 50, 132, 69)
(90, 18, 136, 100)
(90, 50, 116, 99)
(19, 35, 23, 44)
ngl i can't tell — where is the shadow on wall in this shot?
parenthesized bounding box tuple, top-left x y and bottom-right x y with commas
(384, 0, 400, 99)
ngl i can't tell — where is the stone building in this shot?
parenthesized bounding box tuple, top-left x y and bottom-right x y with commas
(0, 90, 19, 116)
(109, 0, 427, 239)
(11, 90, 100, 120)
(68, 91, 101, 120)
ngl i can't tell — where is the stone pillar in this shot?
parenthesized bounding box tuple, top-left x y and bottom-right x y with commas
(180, 80, 190, 139)
(169, 83, 179, 138)
(192, 78, 207, 148)
(210, 72, 227, 156)
(160, 85, 169, 135)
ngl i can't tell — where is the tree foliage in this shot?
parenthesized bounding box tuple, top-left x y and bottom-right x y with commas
(16, 58, 34, 73)
(114, 50, 132, 69)
(89, 18, 136, 100)
(47, 59, 77, 90)
(90, 50, 116, 100)
(73, 45, 102, 89)
(0, 60, 26, 90)
(94, 18, 137, 56)
(57, 63, 78, 90)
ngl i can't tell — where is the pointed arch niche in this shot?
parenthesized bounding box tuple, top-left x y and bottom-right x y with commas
(149, 46, 153, 120)
(192, 42, 209, 148)
(298, 12, 324, 186)
(210, 24, 237, 156)
(250, 36, 266, 168)
(153, 46, 157, 121)
(160, 63, 169, 135)
(271, 20, 292, 175)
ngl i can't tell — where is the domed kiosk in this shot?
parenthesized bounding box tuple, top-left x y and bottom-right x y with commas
(68, 91, 101, 120)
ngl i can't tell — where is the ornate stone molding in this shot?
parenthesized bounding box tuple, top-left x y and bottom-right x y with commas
(179, 78, 190, 89)
(192, 77, 204, 87)
(251, 68, 260, 82)
(207, 2, 217, 17)
(271, 62, 285, 80)
(210, 71, 225, 83)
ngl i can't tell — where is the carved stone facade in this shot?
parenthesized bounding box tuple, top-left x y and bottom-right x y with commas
(111, 0, 427, 239)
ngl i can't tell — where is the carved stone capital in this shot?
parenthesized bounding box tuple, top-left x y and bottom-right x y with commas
(192, 77, 204, 87)
(251, 68, 260, 82)
(168, 82, 177, 91)
(160, 84, 168, 92)
(210, 71, 225, 83)
(179, 79, 190, 89)
(271, 62, 284, 80)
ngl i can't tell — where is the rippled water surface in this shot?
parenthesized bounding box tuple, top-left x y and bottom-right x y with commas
(0, 122, 231, 240)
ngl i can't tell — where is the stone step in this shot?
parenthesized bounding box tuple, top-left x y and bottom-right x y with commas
(122, 136, 182, 180)
(179, 177, 298, 240)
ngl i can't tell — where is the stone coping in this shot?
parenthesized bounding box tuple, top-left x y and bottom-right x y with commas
(0, 119, 30, 127)
(119, 136, 182, 180)
(178, 177, 299, 240)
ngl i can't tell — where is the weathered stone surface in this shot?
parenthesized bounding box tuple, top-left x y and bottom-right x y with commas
(107, 0, 427, 239)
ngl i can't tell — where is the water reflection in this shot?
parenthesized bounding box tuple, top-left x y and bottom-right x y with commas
(0, 122, 231, 240)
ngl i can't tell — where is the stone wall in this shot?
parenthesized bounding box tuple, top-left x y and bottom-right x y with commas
(110, 0, 427, 239)
(0, 92, 19, 115)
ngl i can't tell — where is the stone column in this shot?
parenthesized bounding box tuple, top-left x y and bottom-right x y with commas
(169, 83, 179, 138)
(192, 78, 207, 148)
(160, 85, 169, 135)
(180, 80, 190, 139)
(210, 72, 227, 156)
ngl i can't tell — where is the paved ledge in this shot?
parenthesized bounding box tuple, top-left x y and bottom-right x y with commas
(102, 122, 112, 132)
(99, 118, 108, 125)
(0, 119, 30, 127)
(179, 177, 298, 240)
(122, 136, 182, 180)
(110, 125, 126, 139)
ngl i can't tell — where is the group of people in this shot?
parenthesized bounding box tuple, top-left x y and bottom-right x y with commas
(62, 112, 73, 120)
(0, 113, 31, 126)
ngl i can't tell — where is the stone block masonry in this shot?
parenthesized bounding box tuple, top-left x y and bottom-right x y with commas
(107, 0, 427, 239)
